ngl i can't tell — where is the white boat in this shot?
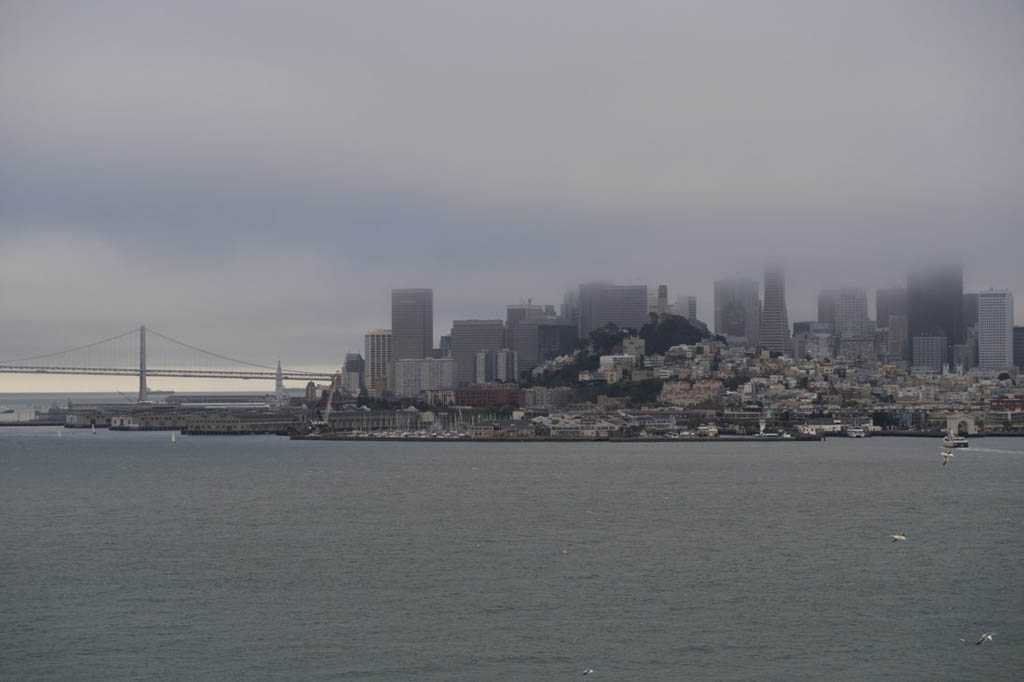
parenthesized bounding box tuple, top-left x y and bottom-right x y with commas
(171, 432, 177, 444)
(943, 433, 968, 448)
(846, 427, 866, 438)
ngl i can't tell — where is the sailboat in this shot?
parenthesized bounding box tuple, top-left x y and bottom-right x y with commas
(171, 432, 177, 444)
(91, 424, 96, 435)
(57, 429, 63, 439)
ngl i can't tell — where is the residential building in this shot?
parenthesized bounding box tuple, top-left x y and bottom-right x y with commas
(390, 358, 457, 398)
(363, 329, 392, 395)
(391, 288, 433, 360)
(977, 289, 1014, 369)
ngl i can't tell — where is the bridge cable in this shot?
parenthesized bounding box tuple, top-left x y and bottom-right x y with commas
(145, 327, 281, 371)
(0, 328, 140, 365)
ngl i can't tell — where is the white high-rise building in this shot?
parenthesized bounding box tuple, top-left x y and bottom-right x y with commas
(978, 289, 1014, 369)
(364, 329, 392, 395)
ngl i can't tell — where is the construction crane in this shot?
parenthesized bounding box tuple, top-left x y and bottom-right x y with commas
(311, 372, 343, 432)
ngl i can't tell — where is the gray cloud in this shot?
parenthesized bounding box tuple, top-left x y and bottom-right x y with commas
(2, 1, 1022, 381)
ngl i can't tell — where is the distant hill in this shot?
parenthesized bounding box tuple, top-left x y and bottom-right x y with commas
(639, 314, 710, 355)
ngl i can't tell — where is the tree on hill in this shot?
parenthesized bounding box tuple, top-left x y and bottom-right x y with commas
(639, 314, 710, 355)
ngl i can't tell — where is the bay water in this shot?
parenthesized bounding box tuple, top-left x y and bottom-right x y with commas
(2, 428, 1022, 680)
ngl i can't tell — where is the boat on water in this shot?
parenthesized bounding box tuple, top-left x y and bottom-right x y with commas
(845, 426, 866, 438)
(0, 408, 15, 414)
(943, 432, 968, 448)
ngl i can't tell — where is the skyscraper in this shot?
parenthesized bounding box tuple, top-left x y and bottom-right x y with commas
(363, 329, 392, 395)
(962, 293, 979, 331)
(760, 266, 790, 355)
(977, 289, 1014, 369)
(887, 314, 909, 364)
(713, 279, 760, 346)
(391, 288, 433, 360)
(450, 319, 506, 386)
(875, 287, 907, 329)
(817, 289, 839, 329)
(835, 287, 871, 340)
(907, 265, 964, 365)
(1014, 327, 1024, 370)
(674, 295, 697, 321)
(578, 283, 649, 336)
(343, 352, 365, 389)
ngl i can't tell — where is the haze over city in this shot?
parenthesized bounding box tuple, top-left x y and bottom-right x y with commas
(2, 1, 1023, 390)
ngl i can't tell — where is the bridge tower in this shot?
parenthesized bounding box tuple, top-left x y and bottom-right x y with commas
(139, 325, 148, 402)
(275, 360, 284, 406)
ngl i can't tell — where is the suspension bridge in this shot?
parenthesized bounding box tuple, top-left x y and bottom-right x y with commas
(0, 326, 336, 401)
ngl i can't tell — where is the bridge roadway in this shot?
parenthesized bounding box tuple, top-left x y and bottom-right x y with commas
(0, 366, 335, 381)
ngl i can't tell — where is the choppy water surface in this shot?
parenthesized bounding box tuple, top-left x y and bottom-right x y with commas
(2, 429, 1022, 681)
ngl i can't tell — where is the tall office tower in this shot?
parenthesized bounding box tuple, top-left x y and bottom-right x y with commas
(343, 353, 365, 389)
(817, 290, 839, 329)
(713, 279, 761, 346)
(674, 295, 697, 321)
(907, 265, 964, 365)
(391, 288, 433, 360)
(506, 302, 545, 373)
(760, 266, 790, 355)
(962, 293, 979, 331)
(887, 314, 909, 363)
(561, 290, 581, 332)
(913, 335, 947, 372)
(537, 320, 579, 364)
(875, 287, 907, 328)
(450, 319, 505, 386)
(835, 287, 871, 339)
(977, 289, 1014, 369)
(1014, 327, 1024, 369)
(578, 282, 649, 336)
(363, 329, 392, 395)
(438, 335, 452, 358)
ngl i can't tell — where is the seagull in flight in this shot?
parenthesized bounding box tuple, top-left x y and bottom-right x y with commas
(890, 533, 907, 542)
(941, 450, 954, 465)
(976, 632, 995, 645)
(582, 669, 594, 676)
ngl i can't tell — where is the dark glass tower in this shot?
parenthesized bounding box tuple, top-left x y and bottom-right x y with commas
(391, 288, 433, 360)
(907, 266, 963, 364)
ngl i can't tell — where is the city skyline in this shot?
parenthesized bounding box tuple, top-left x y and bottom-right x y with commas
(2, 2, 1023, 389)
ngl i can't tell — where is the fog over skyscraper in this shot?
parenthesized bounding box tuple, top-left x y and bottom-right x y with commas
(578, 283, 649, 337)
(760, 267, 790, 355)
(907, 266, 964, 365)
(835, 287, 871, 340)
(714, 279, 760, 346)
(875, 287, 907, 329)
(391, 289, 433, 361)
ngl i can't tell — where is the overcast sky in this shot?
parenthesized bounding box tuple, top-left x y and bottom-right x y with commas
(2, 1, 1023, 391)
